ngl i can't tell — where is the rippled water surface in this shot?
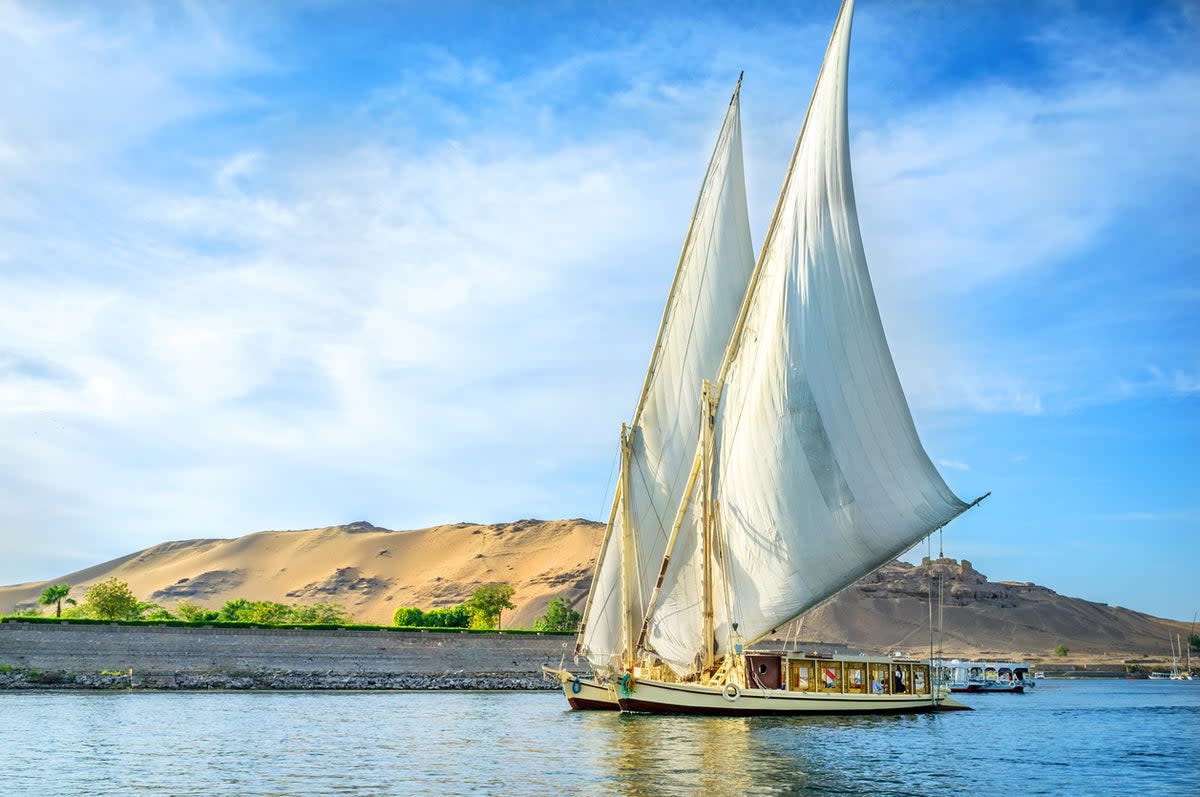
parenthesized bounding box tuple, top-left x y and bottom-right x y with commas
(2, 680, 1197, 796)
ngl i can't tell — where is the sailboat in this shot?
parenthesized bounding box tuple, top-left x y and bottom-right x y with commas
(547, 49, 759, 712)
(557, 0, 984, 715)
(1169, 633, 1192, 680)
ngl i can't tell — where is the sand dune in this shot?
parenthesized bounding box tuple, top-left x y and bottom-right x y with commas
(1, 519, 603, 629)
(1, 519, 1190, 663)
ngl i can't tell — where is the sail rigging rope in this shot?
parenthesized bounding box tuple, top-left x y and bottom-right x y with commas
(938, 527, 945, 672)
(595, 437, 622, 529)
(927, 534, 935, 683)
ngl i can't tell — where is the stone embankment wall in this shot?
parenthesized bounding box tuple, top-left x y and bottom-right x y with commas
(0, 622, 585, 689)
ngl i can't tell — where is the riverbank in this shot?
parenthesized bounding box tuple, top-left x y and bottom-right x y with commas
(0, 620, 580, 690)
(3, 620, 1174, 690)
(0, 669, 552, 690)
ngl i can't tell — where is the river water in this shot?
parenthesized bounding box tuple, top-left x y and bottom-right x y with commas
(2, 680, 1196, 796)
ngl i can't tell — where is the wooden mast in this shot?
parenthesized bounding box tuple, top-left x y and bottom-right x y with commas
(618, 423, 638, 669)
(700, 380, 717, 673)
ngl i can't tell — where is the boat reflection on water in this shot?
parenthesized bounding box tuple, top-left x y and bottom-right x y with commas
(572, 709, 974, 796)
(591, 713, 784, 796)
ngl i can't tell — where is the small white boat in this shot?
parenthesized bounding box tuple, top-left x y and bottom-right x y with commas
(934, 660, 1033, 693)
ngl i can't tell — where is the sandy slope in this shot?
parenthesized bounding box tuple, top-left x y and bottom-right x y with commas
(0, 520, 603, 629)
(1, 519, 1190, 663)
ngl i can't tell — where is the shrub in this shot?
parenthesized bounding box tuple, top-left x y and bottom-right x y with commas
(423, 606, 471, 628)
(393, 607, 425, 627)
(533, 596, 581, 632)
(175, 602, 219, 623)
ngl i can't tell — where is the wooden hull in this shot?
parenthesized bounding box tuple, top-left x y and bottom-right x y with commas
(617, 677, 971, 716)
(543, 666, 619, 711)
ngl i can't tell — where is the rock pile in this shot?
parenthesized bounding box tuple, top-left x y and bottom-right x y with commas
(0, 669, 556, 691)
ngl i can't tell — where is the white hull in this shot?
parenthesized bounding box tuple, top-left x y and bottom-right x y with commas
(543, 666, 619, 710)
(618, 677, 970, 716)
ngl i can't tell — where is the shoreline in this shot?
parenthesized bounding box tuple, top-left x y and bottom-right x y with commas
(0, 669, 556, 691)
(3, 621, 1181, 690)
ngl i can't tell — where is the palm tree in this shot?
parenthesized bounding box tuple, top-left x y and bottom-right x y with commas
(38, 584, 76, 618)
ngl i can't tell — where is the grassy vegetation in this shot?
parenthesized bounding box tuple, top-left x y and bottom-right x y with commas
(4, 577, 578, 635)
(1, 615, 574, 634)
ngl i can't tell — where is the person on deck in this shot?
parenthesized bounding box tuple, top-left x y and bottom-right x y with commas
(894, 670, 905, 693)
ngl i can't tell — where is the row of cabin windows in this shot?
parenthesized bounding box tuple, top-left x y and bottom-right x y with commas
(784, 661, 930, 695)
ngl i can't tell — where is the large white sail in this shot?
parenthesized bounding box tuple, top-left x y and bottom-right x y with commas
(577, 85, 756, 669)
(647, 0, 969, 675)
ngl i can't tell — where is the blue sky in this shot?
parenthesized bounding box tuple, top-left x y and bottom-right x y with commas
(1, 0, 1196, 622)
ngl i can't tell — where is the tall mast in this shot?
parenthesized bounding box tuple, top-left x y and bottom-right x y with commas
(700, 380, 717, 672)
(618, 423, 639, 667)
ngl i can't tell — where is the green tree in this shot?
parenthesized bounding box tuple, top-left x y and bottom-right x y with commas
(1054, 644, 1069, 657)
(82, 578, 141, 620)
(218, 598, 251, 621)
(423, 606, 471, 628)
(465, 583, 516, 630)
(139, 603, 175, 621)
(38, 584, 76, 618)
(533, 596, 581, 632)
(175, 602, 219, 622)
(242, 601, 293, 625)
(291, 603, 351, 625)
(393, 607, 425, 627)
(1190, 633, 1199, 651)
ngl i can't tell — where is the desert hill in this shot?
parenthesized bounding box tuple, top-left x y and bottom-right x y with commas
(0, 519, 604, 629)
(798, 557, 1190, 662)
(1, 519, 1189, 663)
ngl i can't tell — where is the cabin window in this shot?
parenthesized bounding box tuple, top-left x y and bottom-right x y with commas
(790, 662, 812, 692)
(845, 666, 865, 693)
(819, 663, 841, 692)
(870, 665, 889, 694)
(914, 668, 927, 693)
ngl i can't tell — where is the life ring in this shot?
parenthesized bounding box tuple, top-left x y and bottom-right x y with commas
(722, 683, 740, 701)
(619, 672, 636, 697)
(570, 676, 582, 694)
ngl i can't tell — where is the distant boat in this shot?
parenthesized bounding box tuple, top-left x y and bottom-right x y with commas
(936, 660, 1032, 694)
(564, 0, 983, 716)
(1168, 633, 1192, 680)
